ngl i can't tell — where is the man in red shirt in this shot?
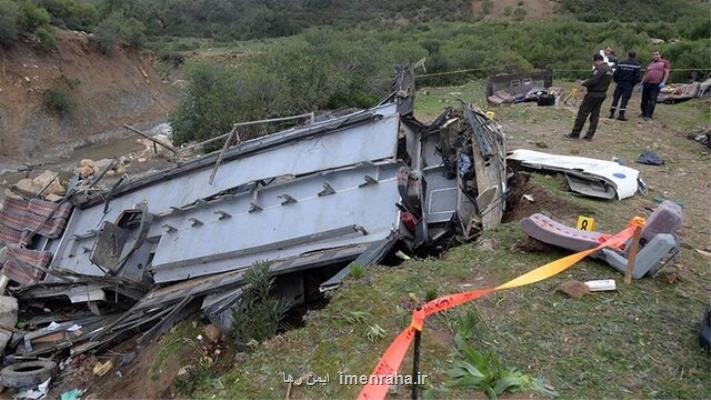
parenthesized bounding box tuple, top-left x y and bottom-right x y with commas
(640, 50, 671, 121)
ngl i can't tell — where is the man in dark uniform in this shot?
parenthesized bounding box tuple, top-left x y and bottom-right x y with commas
(609, 51, 641, 121)
(565, 54, 613, 141)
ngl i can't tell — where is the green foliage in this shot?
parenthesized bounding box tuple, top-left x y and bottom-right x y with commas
(35, 26, 56, 50)
(425, 288, 438, 302)
(174, 363, 214, 396)
(41, 0, 97, 31)
(560, 0, 702, 23)
(230, 263, 289, 350)
(512, 7, 527, 21)
(447, 334, 559, 399)
(364, 324, 387, 343)
(92, 12, 120, 53)
(0, 0, 20, 46)
(18, 1, 50, 32)
(92, 12, 146, 53)
(121, 17, 146, 47)
(342, 310, 369, 324)
(503, 6, 513, 16)
(349, 264, 365, 280)
(481, 0, 493, 15)
(44, 85, 75, 116)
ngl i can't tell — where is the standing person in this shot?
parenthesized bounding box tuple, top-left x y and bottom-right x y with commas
(609, 51, 641, 121)
(640, 50, 671, 121)
(564, 54, 614, 141)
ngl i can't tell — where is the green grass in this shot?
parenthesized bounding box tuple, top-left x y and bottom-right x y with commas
(190, 214, 708, 399)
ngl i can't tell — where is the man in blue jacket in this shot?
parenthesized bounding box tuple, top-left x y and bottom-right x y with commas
(609, 51, 641, 121)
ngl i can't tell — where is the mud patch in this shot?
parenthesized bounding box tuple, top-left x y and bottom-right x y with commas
(503, 172, 581, 223)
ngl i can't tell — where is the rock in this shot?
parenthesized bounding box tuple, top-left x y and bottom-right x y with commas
(475, 238, 496, 252)
(650, 38, 665, 45)
(45, 193, 63, 202)
(137, 158, 146, 163)
(203, 324, 221, 343)
(14, 178, 39, 193)
(32, 170, 65, 197)
(177, 365, 192, 377)
(74, 159, 100, 178)
(94, 159, 114, 171)
(555, 280, 590, 299)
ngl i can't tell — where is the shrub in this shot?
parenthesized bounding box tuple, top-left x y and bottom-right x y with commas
(35, 26, 57, 50)
(481, 0, 493, 15)
(92, 13, 120, 53)
(0, 0, 20, 46)
(446, 334, 559, 399)
(349, 264, 365, 279)
(121, 17, 146, 48)
(512, 7, 527, 21)
(18, 1, 50, 32)
(230, 263, 289, 350)
(44, 86, 75, 116)
(42, 0, 97, 31)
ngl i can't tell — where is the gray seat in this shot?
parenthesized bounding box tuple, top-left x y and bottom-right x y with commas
(520, 200, 683, 279)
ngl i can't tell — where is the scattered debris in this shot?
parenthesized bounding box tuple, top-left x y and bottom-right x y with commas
(486, 70, 554, 105)
(584, 279, 616, 292)
(555, 280, 589, 298)
(17, 378, 50, 400)
(59, 388, 84, 400)
(92, 360, 113, 377)
(688, 128, 711, 149)
(695, 249, 711, 258)
(508, 149, 642, 200)
(636, 149, 665, 166)
(521, 200, 683, 279)
(522, 193, 535, 202)
(657, 78, 711, 104)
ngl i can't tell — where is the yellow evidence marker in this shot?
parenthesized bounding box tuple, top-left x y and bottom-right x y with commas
(576, 216, 596, 231)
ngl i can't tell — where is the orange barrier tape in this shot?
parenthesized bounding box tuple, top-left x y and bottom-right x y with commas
(358, 217, 645, 400)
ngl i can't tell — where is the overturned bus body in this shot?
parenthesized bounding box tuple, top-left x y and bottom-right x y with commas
(0, 69, 507, 357)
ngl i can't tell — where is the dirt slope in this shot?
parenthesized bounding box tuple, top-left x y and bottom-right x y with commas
(0, 29, 176, 161)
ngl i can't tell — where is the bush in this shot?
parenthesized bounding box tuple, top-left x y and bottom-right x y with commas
(230, 263, 289, 350)
(121, 17, 146, 48)
(512, 7, 527, 21)
(35, 26, 56, 50)
(481, 0, 493, 15)
(92, 12, 120, 53)
(0, 0, 20, 46)
(42, 0, 97, 31)
(18, 1, 50, 32)
(44, 86, 75, 116)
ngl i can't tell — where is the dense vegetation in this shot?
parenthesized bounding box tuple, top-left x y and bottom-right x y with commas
(170, 18, 710, 144)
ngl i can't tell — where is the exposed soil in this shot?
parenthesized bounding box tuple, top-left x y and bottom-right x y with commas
(0, 28, 177, 161)
(503, 171, 580, 224)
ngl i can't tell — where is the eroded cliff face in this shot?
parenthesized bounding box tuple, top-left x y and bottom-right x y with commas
(0, 28, 176, 160)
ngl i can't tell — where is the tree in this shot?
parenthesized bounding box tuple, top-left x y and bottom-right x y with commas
(0, 0, 20, 46)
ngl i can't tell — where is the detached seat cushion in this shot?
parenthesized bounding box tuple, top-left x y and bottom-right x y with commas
(520, 214, 604, 252)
